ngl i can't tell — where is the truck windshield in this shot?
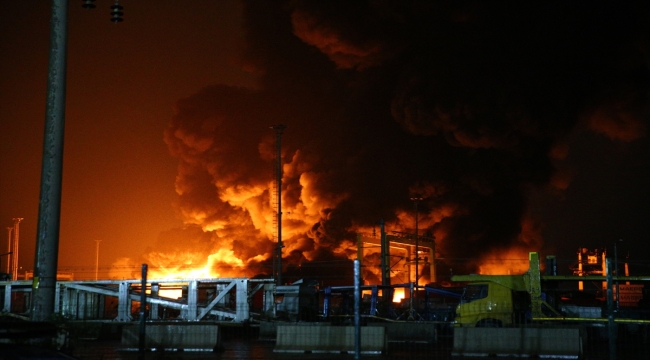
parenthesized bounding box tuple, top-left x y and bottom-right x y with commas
(460, 284, 488, 304)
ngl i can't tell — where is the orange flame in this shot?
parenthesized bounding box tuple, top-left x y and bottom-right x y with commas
(145, 249, 245, 279)
(477, 248, 530, 275)
(392, 288, 405, 303)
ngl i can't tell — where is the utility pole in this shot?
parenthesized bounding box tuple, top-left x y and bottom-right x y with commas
(271, 124, 286, 285)
(95, 240, 102, 281)
(32, 0, 125, 322)
(31, 0, 69, 322)
(11, 218, 23, 281)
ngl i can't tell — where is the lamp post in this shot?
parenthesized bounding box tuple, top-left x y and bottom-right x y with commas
(32, 0, 125, 322)
(410, 197, 423, 287)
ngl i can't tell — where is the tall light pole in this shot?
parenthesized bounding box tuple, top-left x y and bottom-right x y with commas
(95, 240, 102, 281)
(410, 197, 422, 287)
(32, 0, 69, 321)
(271, 124, 286, 285)
(32, 0, 125, 322)
(11, 218, 24, 281)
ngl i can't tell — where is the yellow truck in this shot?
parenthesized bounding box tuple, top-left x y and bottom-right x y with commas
(452, 252, 563, 328)
(450, 252, 650, 357)
(453, 277, 534, 327)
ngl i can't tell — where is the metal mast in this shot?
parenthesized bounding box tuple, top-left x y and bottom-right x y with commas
(5, 227, 12, 275)
(32, 0, 68, 322)
(11, 218, 23, 281)
(271, 124, 286, 285)
(32, 0, 124, 321)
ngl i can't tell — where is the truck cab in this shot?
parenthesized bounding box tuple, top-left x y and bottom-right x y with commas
(455, 280, 531, 327)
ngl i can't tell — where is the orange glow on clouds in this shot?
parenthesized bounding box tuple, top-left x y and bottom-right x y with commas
(476, 216, 541, 275)
(146, 249, 243, 280)
(588, 101, 647, 141)
(477, 248, 530, 275)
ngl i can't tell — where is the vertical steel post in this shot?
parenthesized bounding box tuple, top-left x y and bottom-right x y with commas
(3, 284, 11, 312)
(31, 0, 68, 322)
(356, 233, 362, 267)
(150, 283, 159, 320)
(5, 227, 12, 274)
(116, 281, 131, 322)
(235, 279, 249, 322)
(139, 264, 148, 357)
(78, 291, 86, 320)
(429, 234, 436, 283)
(380, 219, 389, 286)
(614, 240, 621, 310)
(606, 258, 617, 360)
(408, 281, 415, 320)
(354, 259, 361, 360)
(95, 240, 101, 281)
(187, 280, 198, 320)
(380, 220, 393, 307)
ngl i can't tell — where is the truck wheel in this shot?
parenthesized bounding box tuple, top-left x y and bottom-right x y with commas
(476, 319, 502, 328)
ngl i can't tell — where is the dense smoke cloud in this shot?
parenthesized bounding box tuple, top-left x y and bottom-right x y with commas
(149, 1, 650, 282)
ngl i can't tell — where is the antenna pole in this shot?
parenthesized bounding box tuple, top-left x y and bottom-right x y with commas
(271, 124, 286, 285)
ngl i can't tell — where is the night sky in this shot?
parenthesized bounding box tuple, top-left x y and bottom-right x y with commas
(1, 1, 648, 284)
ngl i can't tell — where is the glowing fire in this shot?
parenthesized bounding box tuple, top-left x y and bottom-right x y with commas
(106, 142, 540, 286)
(477, 248, 530, 275)
(109, 248, 252, 281)
(146, 249, 245, 279)
(476, 217, 541, 275)
(392, 288, 405, 303)
(158, 289, 183, 299)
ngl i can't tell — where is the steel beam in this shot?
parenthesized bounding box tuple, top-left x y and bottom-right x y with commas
(235, 279, 248, 322)
(116, 281, 132, 322)
(186, 280, 198, 321)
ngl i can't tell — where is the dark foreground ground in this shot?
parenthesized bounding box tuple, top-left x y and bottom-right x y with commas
(68, 338, 451, 360)
(47, 337, 650, 360)
(3, 321, 650, 360)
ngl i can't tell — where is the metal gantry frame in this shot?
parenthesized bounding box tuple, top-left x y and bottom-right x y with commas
(1, 277, 276, 323)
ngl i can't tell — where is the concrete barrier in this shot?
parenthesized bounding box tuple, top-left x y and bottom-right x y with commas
(453, 327, 582, 358)
(262, 321, 437, 343)
(121, 322, 221, 351)
(384, 322, 437, 343)
(258, 320, 277, 340)
(259, 321, 332, 340)
(274, 324, 386, 354)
